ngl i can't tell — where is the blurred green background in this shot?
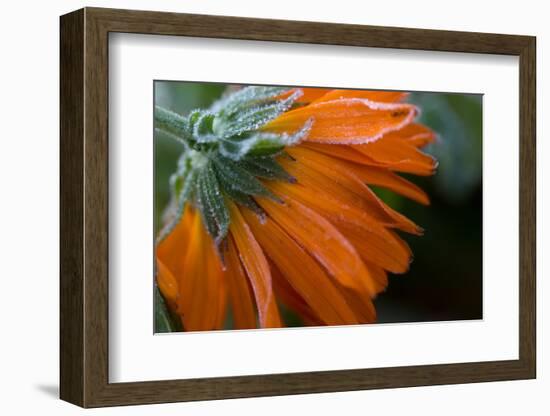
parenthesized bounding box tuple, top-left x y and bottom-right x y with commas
(154, 81, 483, 325)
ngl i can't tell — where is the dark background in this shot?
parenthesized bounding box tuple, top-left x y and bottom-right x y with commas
(154, 81, 483, 325)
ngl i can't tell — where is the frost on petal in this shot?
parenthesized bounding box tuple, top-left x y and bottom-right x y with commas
(264, 98, 418, 144)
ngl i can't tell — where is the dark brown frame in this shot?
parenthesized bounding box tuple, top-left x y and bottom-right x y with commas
(60, 7, 536, 408)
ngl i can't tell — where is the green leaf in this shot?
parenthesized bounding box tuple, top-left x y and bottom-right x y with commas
(196, 161, 230, 243)
(154, 285, 182, 333)
(213, 156, 281, 202)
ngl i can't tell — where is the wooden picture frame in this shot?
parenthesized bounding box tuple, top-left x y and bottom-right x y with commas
(60, 7, 536, 408)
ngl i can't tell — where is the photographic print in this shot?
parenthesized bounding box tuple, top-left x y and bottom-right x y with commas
(153, 82, 482, 333)
(60, 9, 535, 406)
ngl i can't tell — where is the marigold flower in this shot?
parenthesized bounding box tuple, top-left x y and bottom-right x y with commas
(155, 87, 437, 331)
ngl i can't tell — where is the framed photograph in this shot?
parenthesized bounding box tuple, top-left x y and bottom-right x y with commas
(60, 7, 536, 408)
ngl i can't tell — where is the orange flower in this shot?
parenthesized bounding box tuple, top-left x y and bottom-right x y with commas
(156, 88, 436, 331)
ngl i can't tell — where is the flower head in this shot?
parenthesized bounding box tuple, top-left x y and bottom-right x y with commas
(155, 86, 436, 331)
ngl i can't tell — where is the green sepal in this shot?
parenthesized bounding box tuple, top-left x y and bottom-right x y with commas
(156, 153, 198, 243)
(240, 156, 296, 182)
(233, 132, 286, 158)
(196, 161, 230, 244)
(213, 156, 281, 203)
(154, 285, 183, 333)
(223, 189, 266, 221)
(193, 112, 218, 143)
(212, 86, 292, 115)
(216, 90, 301, 139)
(220, 117, 313, 160)
(218, 181, 266, 221)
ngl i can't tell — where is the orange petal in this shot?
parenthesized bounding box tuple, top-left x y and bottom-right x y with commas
(345, 162, 430, 205)
(268, 176, 412, 274)
(269, 263, 324, 326)
(285, 147, 422, 235)
(229, 202, 282, 328)
(225, 237, 257, 329)
(243, 209, 362, 325)
(269, 171, 387, 236)
(390, 123, 437, 148)
(156, 258, 178, 311)
(296, 87, 331, 103)
(175, 212, 204, 326)
(303, 125, 436, 175)
(339, 285, 377, 323)
(312, 89, 408, 103)
(156, 206, 195, 281)
(256, 192, 378, 297)
(336, 220, 412, 274)
(278, 87, 329, 104)
(212, 248, 228, 329)
(353, 125, 437, 175)
(298, 147, 429, 204)
(265, 98, 418, 144)
(303, 142, 376, 164)
(364, 261, 389, 294)
(177, 212, 225, 331)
